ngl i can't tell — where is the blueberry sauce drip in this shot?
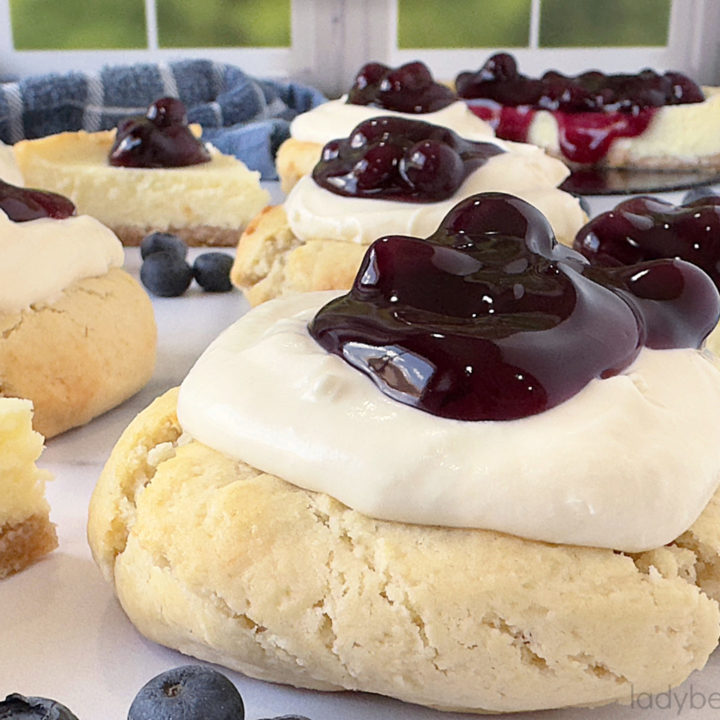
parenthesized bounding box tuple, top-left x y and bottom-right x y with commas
(574, 195, 720, 290)
(109, 97, 211, 168)
(347, 61, 456, 113)
(455, 53, 704, 164)
(0, 179, 75, 222)
(309, 193, 719, 421)
(312, 116, 504, 202)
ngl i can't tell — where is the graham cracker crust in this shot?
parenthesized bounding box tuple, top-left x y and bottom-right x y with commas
(0, 512, 58, 579)
(113, 224, 242, 247)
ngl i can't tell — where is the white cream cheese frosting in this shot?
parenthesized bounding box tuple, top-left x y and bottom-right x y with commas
(284, 145, 586, 247)
(0, 210, 125, 313)
(290, 97, 496, 145)
(178, 291, 720, 553)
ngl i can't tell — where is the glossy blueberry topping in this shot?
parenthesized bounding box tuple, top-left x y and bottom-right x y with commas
(310, 193, 719, 421)
(312, 116, 503, 202)
(574, 194, 720, 290)
(109, 97, 211, 168)
(0, 693, 79, 720)
(456, 53, 704, 164)
(193, 252, 234, 292)
(456, 52, 704, 112)
(0, 180, 75, 222)
(347, 61, 456, 113)
(128, 665, 244, 720)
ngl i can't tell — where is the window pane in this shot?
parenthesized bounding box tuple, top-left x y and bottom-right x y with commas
(9, 0, 147, 50)
(157, 0, 290, 48)
(539, 0, 671, 47)
(397, 0, 531, 48)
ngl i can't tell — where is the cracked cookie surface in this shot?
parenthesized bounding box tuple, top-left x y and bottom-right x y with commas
(0, 267, 156, 437)
(88, 388, 720, 713)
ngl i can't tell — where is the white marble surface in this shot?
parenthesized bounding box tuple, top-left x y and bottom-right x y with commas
(3, 184, 720, 719)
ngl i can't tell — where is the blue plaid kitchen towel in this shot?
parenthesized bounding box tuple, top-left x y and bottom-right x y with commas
(0, 59, 326, 179)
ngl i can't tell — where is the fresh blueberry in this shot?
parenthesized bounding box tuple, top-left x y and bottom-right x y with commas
(256, 716, 312, 720)
(192, 252, 234, 293)
(128, 665, 244, 720)
(140, 251, 193, 297)
(0, 693, 79, 720)
(681, 186, 719, 205)
(140, 232, 188, 261)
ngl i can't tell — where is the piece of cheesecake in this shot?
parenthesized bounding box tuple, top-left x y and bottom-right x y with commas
(0, 398, 56, 579)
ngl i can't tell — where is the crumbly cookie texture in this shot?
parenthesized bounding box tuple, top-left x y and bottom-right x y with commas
(88, 387, 720, 714)
(0, 514, 57, 579)
(275, 138, 325, 194)
(0, 268, 156, 438)
(231, 205, 367, 306)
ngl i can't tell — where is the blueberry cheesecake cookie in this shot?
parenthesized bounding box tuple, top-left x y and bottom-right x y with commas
(232, 116, 586, 305)
(0, 181, 156, 437)
(89, 193, 720, 713)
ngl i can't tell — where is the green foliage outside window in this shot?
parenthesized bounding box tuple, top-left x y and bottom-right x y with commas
(539, 0, 671, 47)
(398, 0, 532, 48)
(157, 0, 290, 48)
(10, 0, 147, 50)
(397, 0, 670, 48)
(9, 0, 671, 52)
(9, 0, 290, 51)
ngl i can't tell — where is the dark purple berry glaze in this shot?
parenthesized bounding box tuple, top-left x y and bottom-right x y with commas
(312, 117, 503, 202)
(109, 97, 211, 168)
(347, 61, 456, 113)
(0, 179, 75, 221)
(309, 193, 719, 421)
(574, 195, 720, 289)
(455, 53, 705, 164)
(456, 52, 703, 112)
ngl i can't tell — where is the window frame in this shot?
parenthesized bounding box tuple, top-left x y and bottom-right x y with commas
(0, 0, 718, 94)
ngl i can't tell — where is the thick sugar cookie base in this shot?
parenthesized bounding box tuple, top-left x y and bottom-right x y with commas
(0, 268, 157, 438)
(88, 388, 720, 714)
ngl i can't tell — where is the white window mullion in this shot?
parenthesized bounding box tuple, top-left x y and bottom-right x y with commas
(529, 0, 541, 50)
(144, 0, 159, 52)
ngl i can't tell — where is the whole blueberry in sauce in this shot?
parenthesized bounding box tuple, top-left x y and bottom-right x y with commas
(0, 180, 76, 222)
(109, 97, 211, 168)
(347, 61, 456, 113)
(455, 53, 704, 164)
(574, 195, 720, 289)
(309, 193, 719, 421)
(312, 116, 503, 202)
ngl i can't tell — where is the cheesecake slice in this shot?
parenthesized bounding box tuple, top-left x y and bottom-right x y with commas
(13, 129, 270, 247)
(456, 53, 720, 169)
(0, 398, 56, 579)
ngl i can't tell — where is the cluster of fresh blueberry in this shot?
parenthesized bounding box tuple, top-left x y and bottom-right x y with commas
(139, 232, 234, 298)
(0, 666, 310, 719)
(455, 52, 704, 113)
